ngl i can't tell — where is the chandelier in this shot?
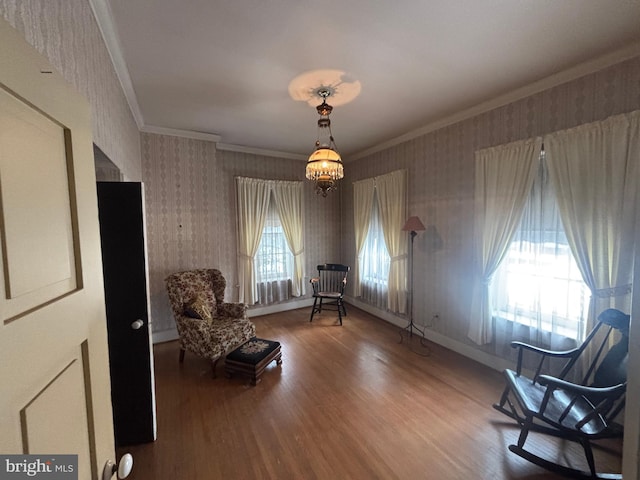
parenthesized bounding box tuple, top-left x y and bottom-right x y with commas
(305, 89, 344, 197)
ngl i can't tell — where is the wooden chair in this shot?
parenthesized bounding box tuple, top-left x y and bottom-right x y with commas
(309, 264, 350, 325)
(493, 308, 630, 479)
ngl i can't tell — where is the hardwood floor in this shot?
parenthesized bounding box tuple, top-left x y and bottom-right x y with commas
(119, 307, 622, 479)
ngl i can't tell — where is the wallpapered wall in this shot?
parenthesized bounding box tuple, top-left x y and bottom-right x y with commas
(141, 134, 341, 337)
(2, 0, 638, 354)
(0, 0, 141, 181)
(342, 55, 640, 353)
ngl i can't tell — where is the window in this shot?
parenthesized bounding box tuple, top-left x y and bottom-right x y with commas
(255, 196, 293, 303)
(360, 191, 390, 308)
(491, 155, 590, 341)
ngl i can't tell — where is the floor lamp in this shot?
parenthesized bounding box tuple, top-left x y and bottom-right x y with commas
(400, 216, 430, 354)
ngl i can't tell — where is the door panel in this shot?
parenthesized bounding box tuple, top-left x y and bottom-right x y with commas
(0, 83, 78, 320)
(0, 18, 115, 480)
(21, 354, 91, 474)
(97, 182, 157, 446)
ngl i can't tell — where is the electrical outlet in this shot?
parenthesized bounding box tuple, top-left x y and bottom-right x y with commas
(425, 313, 439, 328)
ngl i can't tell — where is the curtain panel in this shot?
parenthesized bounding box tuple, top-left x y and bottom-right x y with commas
(236, 177, 305, 304)
(470, 109, 640, 347)
(544, 110, 640, 331)
(272, 181, 306, 297)
(353, 170, 407, 313)
(352, 178, 375, 297)
(376, 169, 408, 313)
(468, 138, 543, 344)
(236, 177, 271, 304)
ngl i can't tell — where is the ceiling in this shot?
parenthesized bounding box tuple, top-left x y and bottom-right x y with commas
(93, 0, 640, 160)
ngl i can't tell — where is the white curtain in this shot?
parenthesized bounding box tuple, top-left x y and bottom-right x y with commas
(272, 181, 306, 297)
(376, 169, 408, 313)
(236, 177, 270, 304)
(544, 110, 640, 329)
(490, 157, 589, 365)
(353, 178, 375, 297)
(360, 192, 389, 308)
(469, 138, 543, 344)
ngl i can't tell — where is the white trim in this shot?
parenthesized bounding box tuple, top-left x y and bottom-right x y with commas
(217, 142, 307, 161)
(87, 0, 144, 129)
(141, 125, 222, 142)
(351, 41, 640, 161)
(152, 328, 179, 344)
(248, 297, 314, 318)
(345, 296, 515, 373)
(151, 298, 314, 343)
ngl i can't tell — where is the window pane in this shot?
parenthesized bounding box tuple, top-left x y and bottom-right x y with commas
(256, 198, 293, 283)
(491, 157, 589, 341)
(360, 192, 389, 307)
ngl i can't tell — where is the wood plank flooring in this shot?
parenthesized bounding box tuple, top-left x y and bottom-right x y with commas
(119, 307, 622, 479)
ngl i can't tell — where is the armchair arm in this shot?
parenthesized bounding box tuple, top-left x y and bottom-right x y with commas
(175, 315, 217, 355)
(216, 302, 248, 319)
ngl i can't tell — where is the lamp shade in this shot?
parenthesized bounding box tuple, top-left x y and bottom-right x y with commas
(305, 148, 344, 181)
(402, 216, 426, 232)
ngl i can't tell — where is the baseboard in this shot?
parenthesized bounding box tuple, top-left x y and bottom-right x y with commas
(152, 328, 179, 344)
(151, 298, 315, 344)
(153, 296, 514, 375)
(345, 296, 514, 374)
(247, 297, 315, 317)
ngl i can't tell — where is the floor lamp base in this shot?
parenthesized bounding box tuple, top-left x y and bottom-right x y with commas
(399, 319, 431, 356)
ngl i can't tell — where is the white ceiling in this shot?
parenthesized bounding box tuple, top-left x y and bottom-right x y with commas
(94, 0, 640, 160)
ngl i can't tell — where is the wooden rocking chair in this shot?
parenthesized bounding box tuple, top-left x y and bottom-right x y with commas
(493, 308, 630, 479)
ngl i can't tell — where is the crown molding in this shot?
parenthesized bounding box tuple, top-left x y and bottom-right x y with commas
(141, 125, 222, 142)
(351, 41, 640, 161)
(216, 142, 307, 161)
(88, 0, 144, 129)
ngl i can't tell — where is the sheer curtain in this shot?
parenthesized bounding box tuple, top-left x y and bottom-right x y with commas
(272, 181, 305, 297)
(236, 177, 270, 304)
(491, 156, 589, 361)
(360, 192, 388, 308)
(255, 199, 293, 304)
(468, 138, 543, 344)
(544, 110, 640, 333)
(376, 169, 407, 313)
(353, 170, 406, 312)
(353, 178, 375, 297)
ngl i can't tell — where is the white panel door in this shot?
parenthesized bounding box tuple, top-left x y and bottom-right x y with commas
(0, 18, 115, 480)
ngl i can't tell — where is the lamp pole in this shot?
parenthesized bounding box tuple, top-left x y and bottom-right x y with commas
(400, 216, 430, 354)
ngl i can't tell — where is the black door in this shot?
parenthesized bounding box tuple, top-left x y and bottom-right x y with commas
(97, 182, 156, 446)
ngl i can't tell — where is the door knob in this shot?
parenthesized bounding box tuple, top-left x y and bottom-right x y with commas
(102, 453, 133, 480)
(131, 319, 144, 330)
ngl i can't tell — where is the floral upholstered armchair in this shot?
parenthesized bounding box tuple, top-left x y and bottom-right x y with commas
(165, 269, 256, 377)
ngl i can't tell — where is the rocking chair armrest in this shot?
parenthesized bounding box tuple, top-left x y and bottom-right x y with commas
(509, 341, 581, 358)
(538, 374, 627, 397)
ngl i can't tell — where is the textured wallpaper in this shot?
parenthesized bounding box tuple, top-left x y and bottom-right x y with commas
(343, 55, 640, 351)
(3, 0, 638, 353)
(142, 135, 341, 336)
(0, 0, 141, 181)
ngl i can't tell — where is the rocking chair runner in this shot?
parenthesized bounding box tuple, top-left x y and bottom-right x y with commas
(309, 264, 350, 325)
(494, 308, 630, 479)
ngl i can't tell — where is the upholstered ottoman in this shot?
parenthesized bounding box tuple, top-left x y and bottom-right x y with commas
(224, 338, 282, 385)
